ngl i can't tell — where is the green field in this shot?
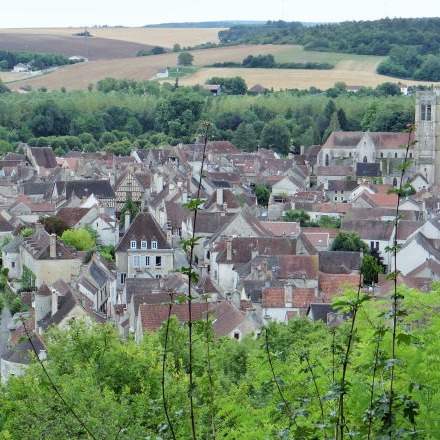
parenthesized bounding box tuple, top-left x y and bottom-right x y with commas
(274, 46, 386, 65)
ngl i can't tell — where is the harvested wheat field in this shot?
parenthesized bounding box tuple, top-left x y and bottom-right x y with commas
(178, 64, 438, 91)
(0, 27, 224, 49)
(3, 45, 297, 92)
(2, 28, 439, 92)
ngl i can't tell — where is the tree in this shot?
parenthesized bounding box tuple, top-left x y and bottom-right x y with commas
(178, 51, 194, 66)
(40, 216, 70, 236)
(232, 122, 257, 151)
(283, 209, 311, 226)
(361, 253, 384, 285)
(331, 230, 369, 252)
(150, 46, 166, 55)
(252, 185, 271, 207)
(60, 228, 95, 251)
(173, 43, 181, 52)
(260, 118, 291, 155)
(119, 198, 140, 228)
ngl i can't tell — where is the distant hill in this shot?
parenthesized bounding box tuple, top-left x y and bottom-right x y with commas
(143, 21, 265, 28)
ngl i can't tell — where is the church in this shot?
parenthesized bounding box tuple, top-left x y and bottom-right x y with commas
(316, 88, 440, 190)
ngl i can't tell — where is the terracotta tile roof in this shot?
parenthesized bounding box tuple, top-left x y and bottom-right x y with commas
(278, 255, 319, 279)
(138, 300, 247, 338)
(261, 287, 285, 307)
(319, 273, 360, 295)
(302, 232, 329, 248)
(261, 221, 300, 237)
(366, 192, 399, 207)
(216, 237, 297, 264)
(56, 207, 93, 227)
(300, 227, 340, 238)
(291, 287, 322, 309)
(313, 203, 349, 214)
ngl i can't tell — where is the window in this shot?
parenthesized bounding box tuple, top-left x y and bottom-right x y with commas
(11, 261, 15, 268)
(380, 152, 384, 158)
(120, 273, 126, 284)
(155, 274, 162, 279)
(376, 242, 379, 249)
(130, 240, 137, 249)
(393, 177, 398, 186)
(141, 240, 148, 249)
(145, 256, 150, 266)
(325, 154, 329, 166)
(409, 152, 413, 158)
(155, 256, 165, 267)
(151, 240, 158, 249)
(370, 241, 374, 250)
(363, 156, 368, 163)
(421, 104, 431, 121)
(132, 256, 140, 267)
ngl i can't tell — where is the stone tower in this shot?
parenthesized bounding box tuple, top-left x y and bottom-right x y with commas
(415, 88, 440, 185)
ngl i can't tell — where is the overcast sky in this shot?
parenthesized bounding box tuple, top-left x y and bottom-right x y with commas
(1, 0, 439, 28)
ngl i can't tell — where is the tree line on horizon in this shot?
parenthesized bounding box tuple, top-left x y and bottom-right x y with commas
(218, 17, 440, 82)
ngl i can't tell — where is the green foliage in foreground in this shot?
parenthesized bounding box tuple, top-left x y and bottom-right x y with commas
(1, 287, 440, 439)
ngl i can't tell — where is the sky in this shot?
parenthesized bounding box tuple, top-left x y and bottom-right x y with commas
(1, 0, 439, 28)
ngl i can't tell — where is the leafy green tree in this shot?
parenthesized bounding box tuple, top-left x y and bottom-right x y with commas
(173, 43, 181, 52)
(232, 122, 257, 151)
(252, 184, 271, 207)
(154, 89, 204, 139)
(260, 118, 291, 155)
(331, 230, 369, 252)
(150, 46, 166, 55)
(361, 252, 384, 284)
(206, 76, 248, 95)
(60, 228, 95, 251)
(376, 82, 402, 96)
(40, 216, 70, 236)
(283, 209, 311, 226)
(178, 51, 194, 66)
(119, 198, 140, 227)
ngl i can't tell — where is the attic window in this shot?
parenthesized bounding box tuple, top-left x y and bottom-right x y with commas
(141, 240, 148, 249)
(130, 240, 137, 249)
(151, 240, 158, 249)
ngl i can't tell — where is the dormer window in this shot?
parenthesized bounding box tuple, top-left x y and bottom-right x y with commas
(141, 240, 148, 249)
(130, 240, 137, 249)
(151, 240, 158, 249)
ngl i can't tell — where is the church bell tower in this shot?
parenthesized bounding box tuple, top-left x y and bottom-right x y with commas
(415, 89, 440, 185)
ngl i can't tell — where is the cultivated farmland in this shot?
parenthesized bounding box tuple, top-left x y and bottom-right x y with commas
(1, 27, 439, 91)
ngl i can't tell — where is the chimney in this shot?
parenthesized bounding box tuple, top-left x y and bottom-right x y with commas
(51, 288, 58, 316)
(226, 237, 233, 261)
(50, 233, 56, 258)
(124, 212, 130, 233)
(216, 188, 223, 205)
(34, 285, 52, 328)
